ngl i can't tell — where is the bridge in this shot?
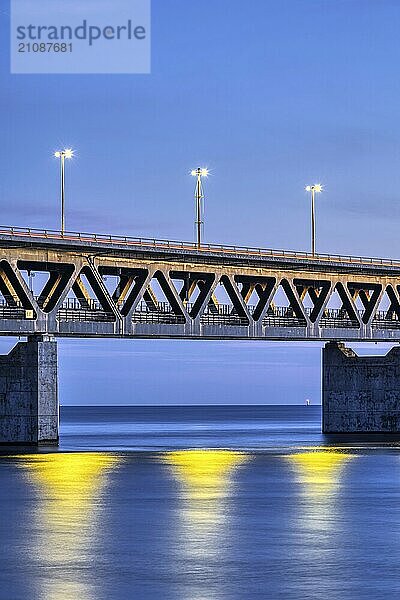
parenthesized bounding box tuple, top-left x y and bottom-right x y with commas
(0, 225, 399, 341)
(1, 225, 400, 445)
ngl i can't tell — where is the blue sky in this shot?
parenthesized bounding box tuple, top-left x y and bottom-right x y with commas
(0, 0, 399, 404)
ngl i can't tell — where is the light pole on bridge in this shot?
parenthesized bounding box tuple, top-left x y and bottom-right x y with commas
(191, 168, 209, 249)
(54, 148, 74, 235)
(305, 184, 323, 256)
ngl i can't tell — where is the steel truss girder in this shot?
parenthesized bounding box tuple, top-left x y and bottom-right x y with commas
(0, 245, 399, 340)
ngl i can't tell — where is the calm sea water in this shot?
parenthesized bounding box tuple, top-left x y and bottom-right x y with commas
(1, 405, 400, 600)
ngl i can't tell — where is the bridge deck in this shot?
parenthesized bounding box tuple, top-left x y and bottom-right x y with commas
(0, 225, 399, 275)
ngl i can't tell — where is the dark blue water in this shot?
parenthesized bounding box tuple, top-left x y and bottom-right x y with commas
(61, 405, 324, 451)
(1, 405, 400, 600)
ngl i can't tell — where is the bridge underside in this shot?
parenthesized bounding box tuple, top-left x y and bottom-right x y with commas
(0, 239, 399, 341)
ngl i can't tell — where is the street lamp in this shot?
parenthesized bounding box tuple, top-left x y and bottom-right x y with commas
(191, 168, 209, 248)
(305, 184, 323, 256)
(54, 148, 74, 234)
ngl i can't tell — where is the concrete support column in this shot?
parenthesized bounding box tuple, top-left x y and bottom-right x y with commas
(323, 341, 400, 433)
(0, 335, 58, 445)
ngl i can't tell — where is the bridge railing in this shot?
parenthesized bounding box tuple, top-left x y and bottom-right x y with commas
(0, 225, 399, 268)
(0, 291, 400, 329)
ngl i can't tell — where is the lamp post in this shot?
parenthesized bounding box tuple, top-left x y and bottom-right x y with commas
(305, 184, 323, 256)
(191, 168, 209, 248)
(54, 148, 74, 234)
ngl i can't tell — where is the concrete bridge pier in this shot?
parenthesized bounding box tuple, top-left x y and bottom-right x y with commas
(0, 335, 59, 445)
(323, 341, 400, 433)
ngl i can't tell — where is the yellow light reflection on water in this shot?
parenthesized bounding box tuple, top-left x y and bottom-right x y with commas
(287, 448, 354, 497)
(13, 452, 119, 600)
(286, 447, 356, 547)
(163, 448, 248, 587)
(18, 452, 118, 498)
(164, 449, 247, 500)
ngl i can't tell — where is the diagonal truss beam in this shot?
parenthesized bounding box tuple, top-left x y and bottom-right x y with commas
(347, 282, 382, 325)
